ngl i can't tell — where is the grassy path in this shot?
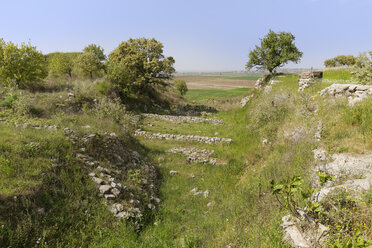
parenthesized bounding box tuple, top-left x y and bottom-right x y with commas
(104, 108, 289, 248)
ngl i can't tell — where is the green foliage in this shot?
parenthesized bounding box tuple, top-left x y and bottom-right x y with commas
(93, 97, 128, 125)
(95, 81, 112, 95)
(83, 44, 106, 61)
(324, 55, 356, 68)
(352, 51, 372, 85)
(0, 92, 18, 108)
(322, 189, 371, 247)
(330, 232, 372, 248)
(270, 176, 305, 216)
(75, 52, 103, 79)
(174, 79, 188, 96)
(0, 38, 47, 88)
(47, 52, 79, 77)
(316, 171, 335, 186)
(246, 30, 303, 74)
(107, 38, 175, 93)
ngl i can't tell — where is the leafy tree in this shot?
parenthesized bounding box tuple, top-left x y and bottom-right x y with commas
(352, 51, 372, 85)
(83, 44, 106, 62)
(48, 52, 79, 77)
(75, 52, 103, 79)
(324, 58, 337, 68)
(174, 79, 188, 96)
(324, 55, 356, 68)
(0, 39, 47, 88)
(107, 38, 175, 93)
(246, 30, 303, 74)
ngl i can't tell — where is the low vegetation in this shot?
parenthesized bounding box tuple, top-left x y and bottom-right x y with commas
(0, 35, 371, 247)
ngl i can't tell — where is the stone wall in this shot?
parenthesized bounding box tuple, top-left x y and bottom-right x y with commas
(143, 113, 224, 125)
(319, 83, 372, 106)
(134, 130, 232, 144)
(298, 71, 323, 92)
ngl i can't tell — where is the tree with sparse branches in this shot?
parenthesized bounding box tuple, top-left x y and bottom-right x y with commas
(246, 30, 303, 75)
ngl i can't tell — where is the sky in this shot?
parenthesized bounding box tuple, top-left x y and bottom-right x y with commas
(0, 0, 371, 72)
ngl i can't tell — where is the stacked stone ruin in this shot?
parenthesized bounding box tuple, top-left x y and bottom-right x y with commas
(134, 130, 232, 144)
(319, 83, 372, 106)
(298, 71, 323, 92)
(142, 113, 224, 125)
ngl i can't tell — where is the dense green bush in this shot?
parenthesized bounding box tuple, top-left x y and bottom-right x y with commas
(174, 79, 188, 96)
(352, 52, 372, 85)
(0, 38, 47, 88)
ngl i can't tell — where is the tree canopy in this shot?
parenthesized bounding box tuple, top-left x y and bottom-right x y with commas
(75, 52, 103, 79)
(107, 38, 175, 93)
(246, 30, 303, 74)
(47, 52, 80, 77)
(324, 55, 356, 68)
(83, 44, 106, 62)
(0, 38, 47, 88)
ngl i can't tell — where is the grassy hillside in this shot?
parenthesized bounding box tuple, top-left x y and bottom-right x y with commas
(323, 68, 353, 81)
(0, 71, 371, 247)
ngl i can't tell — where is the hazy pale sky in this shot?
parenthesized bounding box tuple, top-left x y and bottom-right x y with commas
(0, 0, 371, 72)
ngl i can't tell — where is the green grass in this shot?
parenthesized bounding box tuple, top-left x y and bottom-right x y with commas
(185, 88, 250, 101)
(1, 73, 371, 247)
(323, 68, 352, 81)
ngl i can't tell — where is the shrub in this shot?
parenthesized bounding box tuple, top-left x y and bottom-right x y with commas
(0, 92, 18, 108)
(174, 80, 188, 96)
(93, 97, 128, 124)
(352, 52, 372, 85)
(95, 81, 112, 96)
